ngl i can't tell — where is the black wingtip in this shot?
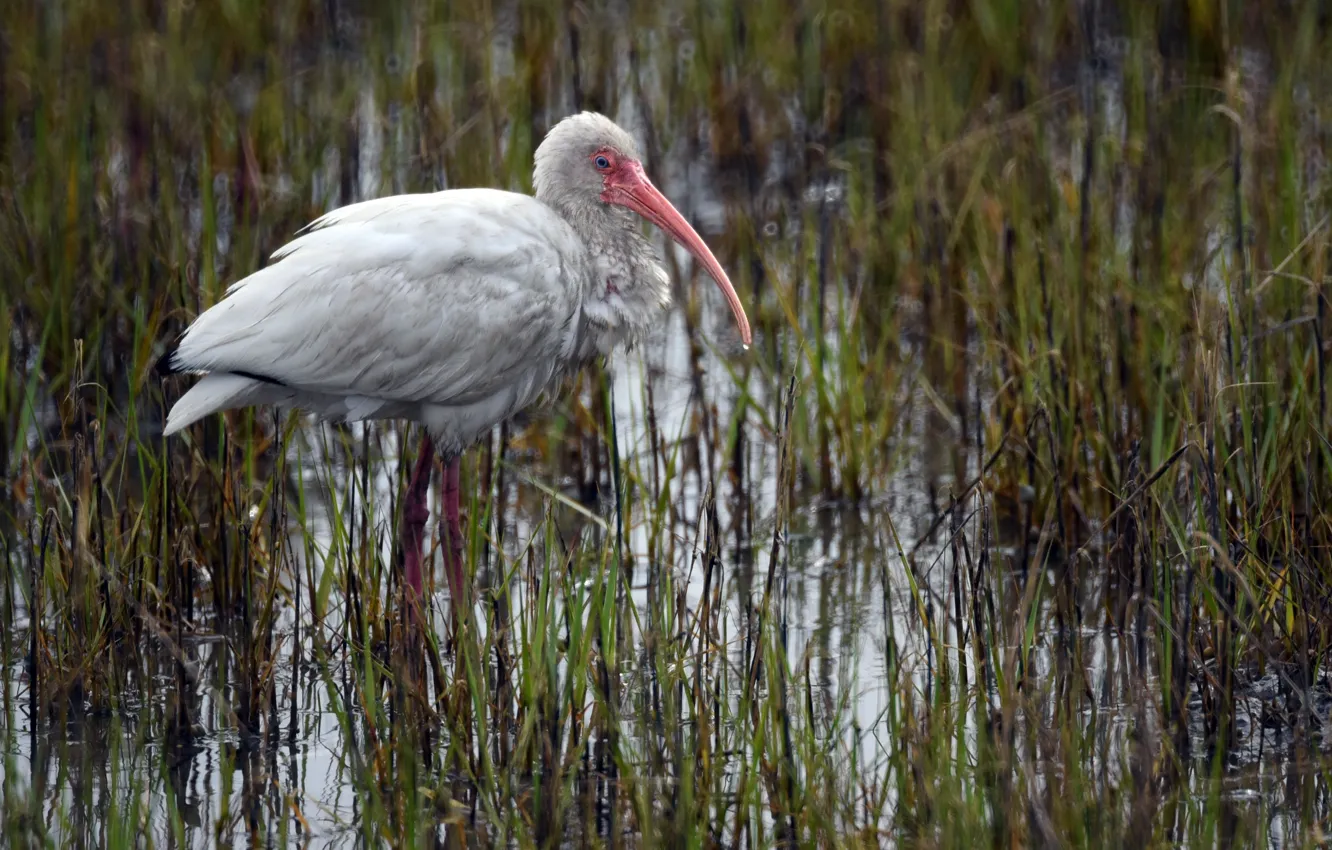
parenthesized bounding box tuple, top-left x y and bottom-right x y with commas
(155, 339, 183, 378)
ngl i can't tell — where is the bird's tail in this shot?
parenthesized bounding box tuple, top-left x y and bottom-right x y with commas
(163, 373, 284, 436)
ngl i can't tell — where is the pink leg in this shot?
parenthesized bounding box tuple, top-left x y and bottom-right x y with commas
(441, 455, 467, 630)
(401, 433, 435, 619)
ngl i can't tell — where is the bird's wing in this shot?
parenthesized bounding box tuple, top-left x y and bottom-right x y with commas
(167, 189, 590, 407)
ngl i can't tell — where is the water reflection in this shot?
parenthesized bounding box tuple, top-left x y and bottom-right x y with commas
(4, 7, 1331, 847)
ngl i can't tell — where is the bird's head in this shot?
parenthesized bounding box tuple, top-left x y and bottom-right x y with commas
(534, 112, 752, 347)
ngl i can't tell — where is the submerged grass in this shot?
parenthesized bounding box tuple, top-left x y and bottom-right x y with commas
(3, 0, 1332, 846)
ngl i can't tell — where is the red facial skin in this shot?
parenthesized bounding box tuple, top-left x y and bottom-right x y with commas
(593, 148, 752, 346)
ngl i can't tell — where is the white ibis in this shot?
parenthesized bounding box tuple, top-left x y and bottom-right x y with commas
(158, 111, 752, 630)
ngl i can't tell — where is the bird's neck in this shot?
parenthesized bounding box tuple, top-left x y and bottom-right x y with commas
(554, 202, 673, 360)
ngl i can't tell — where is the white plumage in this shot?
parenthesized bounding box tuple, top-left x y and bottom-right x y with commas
(162, 190, 592, 454)
(159, 111, 751, 626)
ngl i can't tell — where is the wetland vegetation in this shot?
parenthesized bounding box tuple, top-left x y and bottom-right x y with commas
(3, 0, 1332, 847)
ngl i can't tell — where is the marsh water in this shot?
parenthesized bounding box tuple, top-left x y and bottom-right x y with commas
(5, 2, 1332, 847)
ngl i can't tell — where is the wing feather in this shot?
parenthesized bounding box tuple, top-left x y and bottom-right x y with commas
(169, 189, 590, 409)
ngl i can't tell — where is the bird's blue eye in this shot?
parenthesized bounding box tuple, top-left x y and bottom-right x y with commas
(595, 155, 610, 169)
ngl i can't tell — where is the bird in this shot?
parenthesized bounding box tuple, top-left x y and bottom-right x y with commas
(156, 111, 752, 634)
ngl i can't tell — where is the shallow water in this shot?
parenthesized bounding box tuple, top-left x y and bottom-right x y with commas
(5, 2, 1332, 847)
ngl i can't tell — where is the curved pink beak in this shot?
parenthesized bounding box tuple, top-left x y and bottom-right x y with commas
(604, 161, 752, 346)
